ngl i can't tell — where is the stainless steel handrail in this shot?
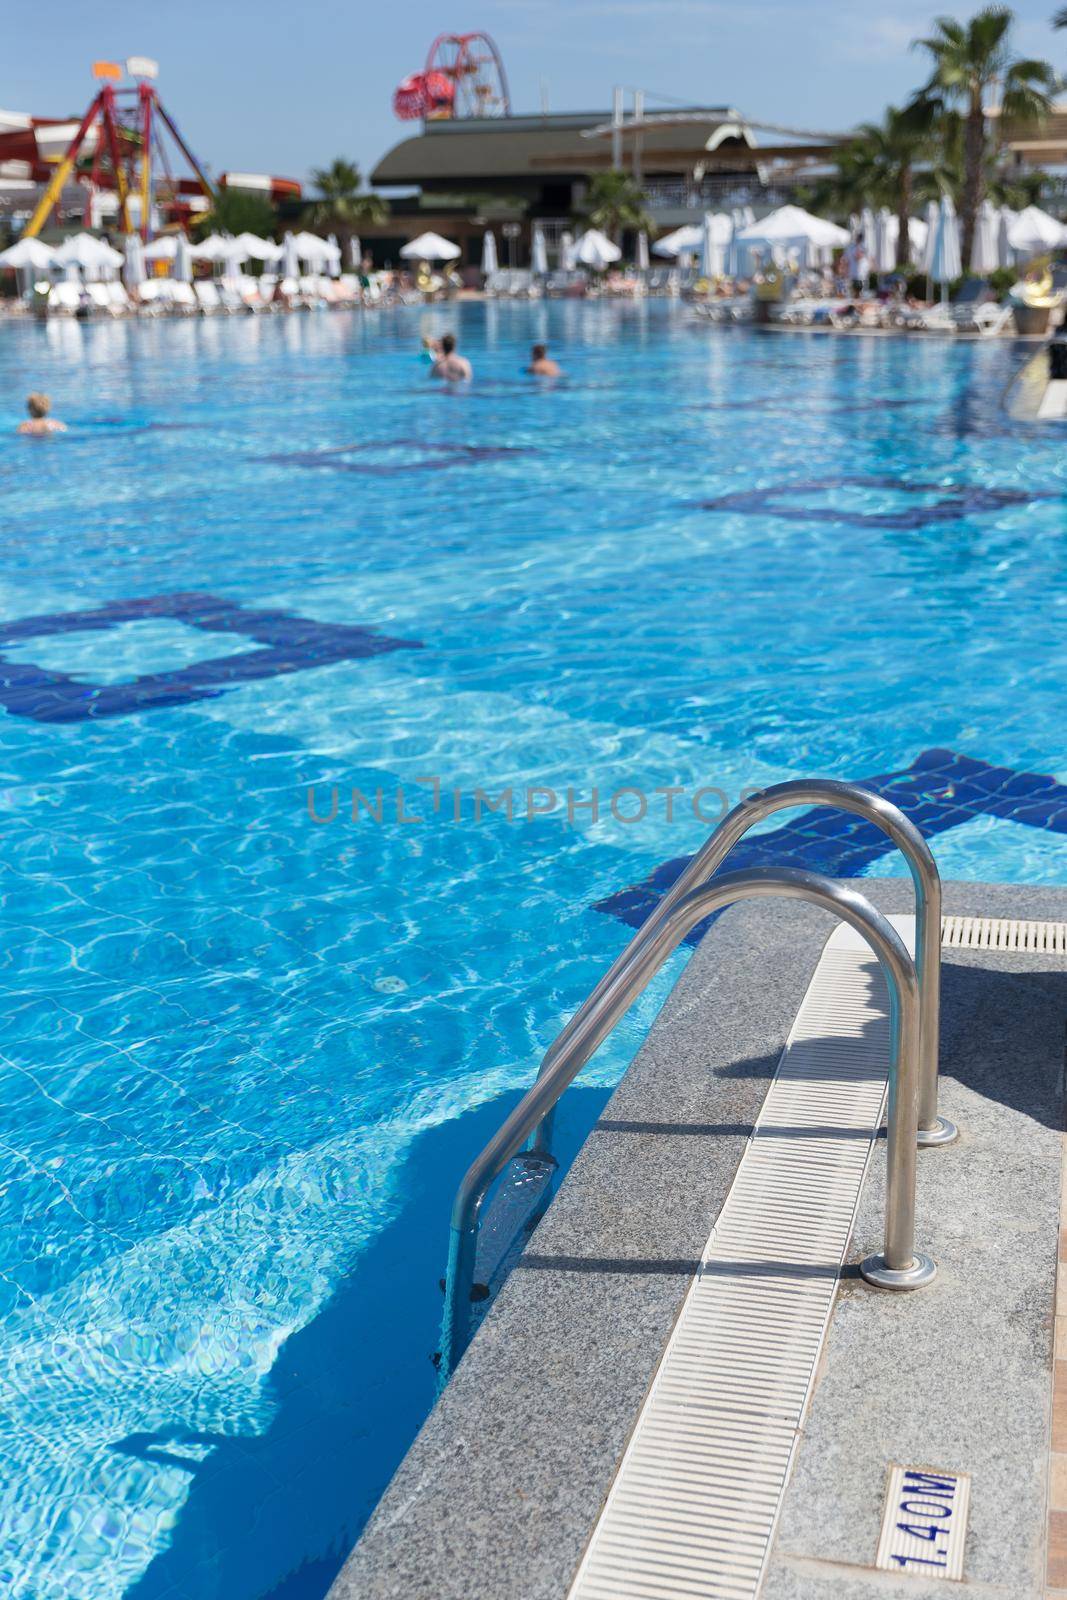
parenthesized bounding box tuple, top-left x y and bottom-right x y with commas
(441, 866, 934, 1377)
(532, 779, 955, 1156)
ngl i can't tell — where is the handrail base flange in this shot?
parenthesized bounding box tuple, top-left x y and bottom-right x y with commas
(861, 1252, 937, 1290)
(918, 1116, 958, 1148)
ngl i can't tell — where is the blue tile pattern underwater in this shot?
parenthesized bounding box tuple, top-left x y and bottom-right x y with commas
(597, 748, 1067, 940)
(1, 302, 1066, 1600)
(698, 477, 1047, 528)
(0, 593, 421, 721)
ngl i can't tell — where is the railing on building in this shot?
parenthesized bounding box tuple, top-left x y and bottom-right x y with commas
(642, 176, 798, 211)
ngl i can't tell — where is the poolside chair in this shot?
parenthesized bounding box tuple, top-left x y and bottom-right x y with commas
(297, 275, 326, 307)
(170, 282, 198, 315)
(85, 282, 116, 317)
(107, 282, 133, 315)
(216, 280, 248, 313)
(48, 282, 85, 316)
(235, 274, 268, 311)
(955, 300, 1014, 336)
(193, 280, 224, 315)
(136, 280, 168, 316)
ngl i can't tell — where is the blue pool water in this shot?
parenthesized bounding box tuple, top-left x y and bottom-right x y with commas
(2, 301, 1066, 1600)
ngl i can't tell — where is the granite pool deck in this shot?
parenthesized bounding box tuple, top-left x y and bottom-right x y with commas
(330, 878, 1067, 1600)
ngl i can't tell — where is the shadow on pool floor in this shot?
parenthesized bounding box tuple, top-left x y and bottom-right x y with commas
(119, 1084, 611, 1600)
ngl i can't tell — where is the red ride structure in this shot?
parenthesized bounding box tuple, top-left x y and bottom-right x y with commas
(10, 58, 214, 242)
(392, 33, 510, 121)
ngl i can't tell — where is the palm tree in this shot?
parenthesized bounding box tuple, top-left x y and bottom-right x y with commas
(195, 187, 277, 241)
(825, 107, 933, 267)
(910, 7, 1057, 267)
(577, 170, 651, 242)
(303, 158, 389, 259)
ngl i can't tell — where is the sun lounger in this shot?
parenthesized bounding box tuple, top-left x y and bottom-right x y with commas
(297, 275, 326, 306)
(85, 282, 117, 316)
(107, 282, 133, 314)
(955, 301, 1014, 335)
(194, 280, 224, 314)
(136, 280, 167, 314)
(48, 282, 85, 315)
(170, 282, 198, 314)
(217, 281, 248, 313)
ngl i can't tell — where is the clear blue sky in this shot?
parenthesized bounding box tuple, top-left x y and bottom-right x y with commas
(5, 1, 1065, 189)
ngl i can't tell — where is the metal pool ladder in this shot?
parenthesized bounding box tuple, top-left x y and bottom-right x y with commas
(440, 781, 953, 1377)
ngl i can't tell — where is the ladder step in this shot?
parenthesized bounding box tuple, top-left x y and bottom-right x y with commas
(472, 1153, 556, 1302)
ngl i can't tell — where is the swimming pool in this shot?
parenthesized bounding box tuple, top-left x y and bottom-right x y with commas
(1, 301, 1065, 1600)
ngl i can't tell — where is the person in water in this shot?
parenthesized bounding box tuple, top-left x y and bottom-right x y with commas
(17, 393, 66, 437)
(527, 342, 561, 377)
(430, 333, 472, 382)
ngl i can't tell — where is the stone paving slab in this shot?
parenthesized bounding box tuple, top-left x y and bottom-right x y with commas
(330, 880, 1067, 1600)
(765, 903, 1066, 1596)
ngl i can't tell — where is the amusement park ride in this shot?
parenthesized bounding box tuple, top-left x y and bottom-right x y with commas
(393, 33, 510, 121)
(1, 57, 215, 241)
(1, 34, 507, 245)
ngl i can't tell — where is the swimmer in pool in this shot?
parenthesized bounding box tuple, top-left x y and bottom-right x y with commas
(430, 333, 472, 382)
(17, 393, 66, 437)
(526, 342, 561, 377)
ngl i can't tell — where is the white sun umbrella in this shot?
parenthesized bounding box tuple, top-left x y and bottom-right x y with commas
(874, 207, 897, 274)
(560, 231, 577, 272)
(174, 234, 192, 284)
(324, 234, 342, 278)
(290, 230, 330, 264)
(96, 241, 124, 282)
(349, 234, 362, 269)
(531, 223, 549, 276)
(907, 215, 928, 265)
(919, 200, 940, 279)
(997, 207, 1018, 269)
(54, 232, 103, 268)
(652, 223, 702, 258)
(56, 232, 122, 281)
(143, 235, 178, 262)
(737, 206, 848, 268)
(724, 209, 747, 277)
(63, 260, 82, 285)
(859, 206, 877, 253)
(575, 229, 622, 270)
(191, 233, 230, 261)
(858, 206, 878, 283)
(281, 232, 300, 279)
(123, 233, 145, 289)
(0, 237, 56, 270)
(701, 211, 725, 278)
(219, 239, 245, 288)
(480, 230, 498, 274)
(1006, 204, 1066, 259)
(930, 193, 962, 303)
(636, 230, 650, 272)
(399, 230, 460, 262)
(970, 199, 999, 276)
(235, 232, 279, 261)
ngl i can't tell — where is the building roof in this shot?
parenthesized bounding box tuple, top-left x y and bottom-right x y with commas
(371, 107, 757, 186)
(994, 100, 1067, 163)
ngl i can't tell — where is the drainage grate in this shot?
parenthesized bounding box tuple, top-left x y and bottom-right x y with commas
(567, 921, 900, 1600)
(941, 915, 1067, 953)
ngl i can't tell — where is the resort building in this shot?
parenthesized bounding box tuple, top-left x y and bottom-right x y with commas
(363, 103, 844, 266)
